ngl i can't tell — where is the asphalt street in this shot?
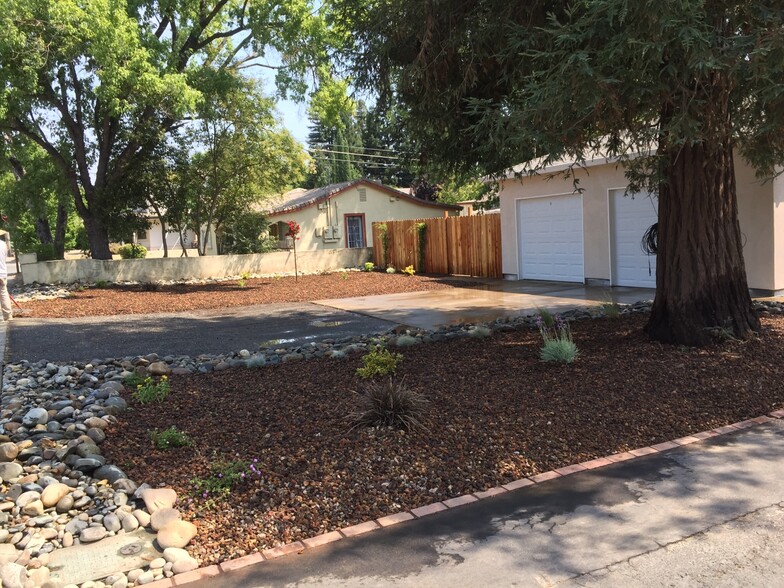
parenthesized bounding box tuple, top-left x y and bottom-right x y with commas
(7, 302, 395, 362)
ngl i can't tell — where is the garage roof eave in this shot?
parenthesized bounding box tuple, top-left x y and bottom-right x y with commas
(502, 149, 654, 181)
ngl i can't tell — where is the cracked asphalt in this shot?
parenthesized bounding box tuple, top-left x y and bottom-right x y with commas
(190, 420, 784, 588)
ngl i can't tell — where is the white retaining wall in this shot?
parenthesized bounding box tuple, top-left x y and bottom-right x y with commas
(19, 248, 373, 285)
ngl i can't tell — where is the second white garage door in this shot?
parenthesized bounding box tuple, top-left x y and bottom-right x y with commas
(517, 195, 584, 282)
(610, 189, 658, 287)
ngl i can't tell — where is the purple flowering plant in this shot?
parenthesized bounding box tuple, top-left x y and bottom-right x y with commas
(537, 311, 579, 364)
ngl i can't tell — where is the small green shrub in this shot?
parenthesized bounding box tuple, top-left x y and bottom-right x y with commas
(245, 356, 267, 369)
(538, 315, 578, 363)
(363, 262, 375, 272)
(94, 280, 111, 289)
(600, 300, 621, 318)
(237, 279, 247, 288)
(34, 243, 57, 261)
(402, 265, 415, 276)
(356, 345, 403, 379)
(468, 326, 492, 339)
(149, 426, 192, 450)
(395, 334, 419, 347)
(118, 243, 147, 259)
(240, 271, 252, 280)
(191, 459, 250, 500)
(705, 320, 738, 342)
(341, 271, 349, 280)
(122, 372, 145, 387)
(133, 375, 170, 404)
(386, 266, 396, 274)
(349, 378, 428, 432)
(540, 338, 579, 363)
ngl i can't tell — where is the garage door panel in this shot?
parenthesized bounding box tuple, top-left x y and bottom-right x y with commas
(517, 195, 584, 283)
(610, 190, 657, 288)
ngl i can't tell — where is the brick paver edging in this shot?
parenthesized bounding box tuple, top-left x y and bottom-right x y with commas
(143, 410, 784, 587)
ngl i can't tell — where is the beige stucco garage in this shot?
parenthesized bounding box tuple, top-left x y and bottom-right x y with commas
(498, 156, 784, 294)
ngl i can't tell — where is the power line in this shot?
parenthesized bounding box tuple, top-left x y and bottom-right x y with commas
(354, 145, 400, 153)
(309, 147, 402, 160)
(308, 143, 399, 154)
(324, 158, 400, 168)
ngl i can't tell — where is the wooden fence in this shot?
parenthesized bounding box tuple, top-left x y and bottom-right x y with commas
(371, 214, 501, 278)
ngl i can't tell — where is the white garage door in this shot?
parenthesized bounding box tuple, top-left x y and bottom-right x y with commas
(610, 189, 658, 287)
(517, 195, 584, 282)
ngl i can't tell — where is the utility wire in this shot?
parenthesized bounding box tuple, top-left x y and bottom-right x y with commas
(323, 158, 400, 168)
(309, 147, 402, 160)
(352, 145, 400, 153)
(309, 143, 399, 153)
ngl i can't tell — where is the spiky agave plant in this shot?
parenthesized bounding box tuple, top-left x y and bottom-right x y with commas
(349, 378, 428, 432)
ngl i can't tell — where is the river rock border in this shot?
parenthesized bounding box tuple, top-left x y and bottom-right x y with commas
(1, 299, 782, 587)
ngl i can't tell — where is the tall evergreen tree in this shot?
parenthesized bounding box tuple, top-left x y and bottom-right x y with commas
(335, 0, 784, 346)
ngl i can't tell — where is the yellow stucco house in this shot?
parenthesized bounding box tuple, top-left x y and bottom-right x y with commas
(498, 154, 784, 295)
(267, 179, 461, 250)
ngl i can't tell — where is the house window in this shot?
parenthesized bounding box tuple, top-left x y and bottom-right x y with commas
(345, 215, 365, 248)
(137, 229, 148, 240)
(358, 188, 367, 202)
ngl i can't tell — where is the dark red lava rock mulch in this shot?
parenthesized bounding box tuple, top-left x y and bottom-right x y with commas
(21, 272, 479, 318)
(102, 314, 784, 566)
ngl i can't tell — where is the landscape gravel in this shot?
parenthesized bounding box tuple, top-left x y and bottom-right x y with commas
(2, 294, 783, 585)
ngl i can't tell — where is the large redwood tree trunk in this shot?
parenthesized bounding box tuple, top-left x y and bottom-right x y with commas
(646, 137, 759, 346)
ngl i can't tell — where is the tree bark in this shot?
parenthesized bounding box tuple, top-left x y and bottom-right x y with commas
(53, 202, 68, 260)
(147, 200, 168, 258)
(646, 138, 760, 346)
(83, 214, 112, 260)
(178, 228, 189, 257)
(33, 218, 54, 246)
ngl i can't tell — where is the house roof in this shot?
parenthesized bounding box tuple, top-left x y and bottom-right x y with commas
(266, 179, 462, 216)
(502, 143, 651, 180)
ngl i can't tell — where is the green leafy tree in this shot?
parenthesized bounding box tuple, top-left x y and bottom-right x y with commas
(116, 139, 188, 258)
(182, 79, 307, 255)
(0, 136, 72, 258)
(0, 0, 333, 259)
(219, 211, 274, 254)
(438, 175, 496, 209)
(337, 0, 784, 346)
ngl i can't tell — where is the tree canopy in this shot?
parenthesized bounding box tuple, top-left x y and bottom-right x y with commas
(0, 137, 76, 258)
(0, 0, 333, 258)
(335, 0, 784, 346)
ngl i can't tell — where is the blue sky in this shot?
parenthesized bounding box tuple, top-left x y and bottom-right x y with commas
(276, 98, 311, 145)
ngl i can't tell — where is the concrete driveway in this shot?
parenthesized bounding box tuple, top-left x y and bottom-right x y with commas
(317, 280, 655, 331)
(5, 280, 655, 363)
